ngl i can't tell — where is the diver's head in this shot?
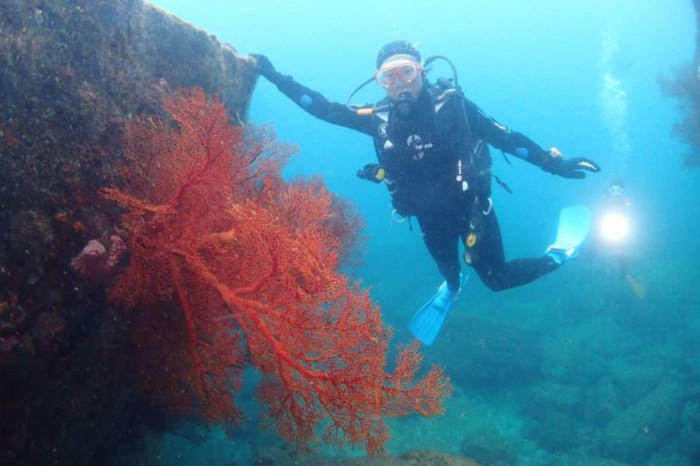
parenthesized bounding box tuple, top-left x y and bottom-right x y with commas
(376, 40, 421, 69)
(375, 41, 424, 106)
(608, 184, 623, 199)
(607, 178, 625, 200)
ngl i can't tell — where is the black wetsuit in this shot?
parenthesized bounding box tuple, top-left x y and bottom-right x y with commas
(270, 75, 559, 291)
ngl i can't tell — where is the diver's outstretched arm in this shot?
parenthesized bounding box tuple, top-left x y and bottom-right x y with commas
(462, 97, 601, 179)
(251, 54, 374, 135)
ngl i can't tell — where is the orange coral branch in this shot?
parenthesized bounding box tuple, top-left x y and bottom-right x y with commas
(102, 88, 452, 454)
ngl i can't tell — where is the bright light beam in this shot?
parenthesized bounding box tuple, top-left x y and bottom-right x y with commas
(599, 211, 630, 244)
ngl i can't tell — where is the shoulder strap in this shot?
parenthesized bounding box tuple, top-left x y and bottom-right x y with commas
(437, 85, 473, 141)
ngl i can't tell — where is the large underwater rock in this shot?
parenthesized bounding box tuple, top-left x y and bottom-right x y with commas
(603, 378, 686, 462)
(0, 1, 257, 464)
(435, 316, 543, 389)
(256, 447, 481, 466)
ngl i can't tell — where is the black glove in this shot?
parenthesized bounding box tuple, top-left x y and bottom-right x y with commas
(250, 54, 283, 84)
(542, 152, 601, 179)
(356, 163, 385, 183)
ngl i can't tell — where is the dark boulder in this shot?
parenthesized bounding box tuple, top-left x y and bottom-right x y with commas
(0, 1, 257, 464)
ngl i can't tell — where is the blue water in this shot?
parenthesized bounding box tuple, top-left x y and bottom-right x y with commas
(147, 1, 698, 464)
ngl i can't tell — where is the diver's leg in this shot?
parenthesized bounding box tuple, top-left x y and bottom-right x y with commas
(410, 217, 464, 345)
(468, 208, 559, 291)
(617, 254, 628, 279)
(418, 218, 461, 291)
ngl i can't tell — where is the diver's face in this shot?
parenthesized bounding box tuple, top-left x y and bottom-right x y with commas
(375, 55, 424, 101)
(608, 185, 623, 199)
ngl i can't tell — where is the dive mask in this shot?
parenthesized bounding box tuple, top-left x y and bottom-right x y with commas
(375, 61, 422, 88)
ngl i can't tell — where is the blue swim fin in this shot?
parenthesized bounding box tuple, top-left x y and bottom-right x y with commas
(409, 274, 466, 346)
(545, 206, 592, 264)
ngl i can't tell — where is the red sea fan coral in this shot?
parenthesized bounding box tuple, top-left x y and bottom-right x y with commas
(101, 88, 451, 453)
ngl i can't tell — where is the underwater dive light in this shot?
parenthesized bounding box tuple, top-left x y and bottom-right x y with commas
(599, 211, 630, 244)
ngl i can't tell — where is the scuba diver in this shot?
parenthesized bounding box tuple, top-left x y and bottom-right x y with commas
(594, 179, 646, 299)
(251, 41, 601, 345)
